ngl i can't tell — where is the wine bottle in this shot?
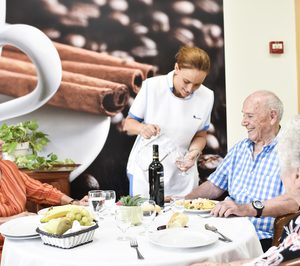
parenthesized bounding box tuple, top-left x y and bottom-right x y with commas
(148, 144, 164, 207)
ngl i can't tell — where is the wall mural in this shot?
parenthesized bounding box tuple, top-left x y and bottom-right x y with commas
(5, 0, 226, 200)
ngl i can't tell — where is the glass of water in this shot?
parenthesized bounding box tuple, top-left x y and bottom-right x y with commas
(88, 190, 106, 220)
(103, 190, 116, 215)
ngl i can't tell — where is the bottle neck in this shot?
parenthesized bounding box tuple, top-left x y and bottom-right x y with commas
(152, 153, 159, 161)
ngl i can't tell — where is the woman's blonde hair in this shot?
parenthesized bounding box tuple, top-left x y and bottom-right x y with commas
(278, 115, 300, 173)
(175, 46, 211, 73)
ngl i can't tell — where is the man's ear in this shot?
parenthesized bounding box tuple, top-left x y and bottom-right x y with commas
(295, 168, 300, 188)
(270, 110, 278, 125)
(174, 63, 180, 73)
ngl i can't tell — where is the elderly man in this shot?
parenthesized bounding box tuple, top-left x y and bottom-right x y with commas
(185, 90, 297, 252)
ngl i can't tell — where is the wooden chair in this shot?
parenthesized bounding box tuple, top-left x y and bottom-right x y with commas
(279, 258, 300, 266)
(272, 211, 300, 246)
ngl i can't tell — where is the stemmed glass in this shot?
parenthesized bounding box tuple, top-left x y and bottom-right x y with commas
(137, 199, 156, 237)
(175, 150, 194, 176)
(114, 206, 132, 241)
(170, 196, 185, 213)
(88, 190, 106, 220)
(103, 190, 116, 215)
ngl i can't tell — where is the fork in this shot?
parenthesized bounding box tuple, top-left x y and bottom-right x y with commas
(130, 239, 145, 260)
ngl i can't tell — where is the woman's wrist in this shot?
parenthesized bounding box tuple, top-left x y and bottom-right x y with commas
(188, 148, 202, 160)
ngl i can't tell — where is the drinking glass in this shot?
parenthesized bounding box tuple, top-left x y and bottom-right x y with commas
(137, 199, 156, 237)
(103, 190, 116, 215)
(114, 206, 132, 241)
(88, 190, 106, 220)
(170, 196, 185, 213)
(175, 150, 193, 176)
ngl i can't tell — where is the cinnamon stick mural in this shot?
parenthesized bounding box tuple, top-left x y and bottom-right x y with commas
(2, 45, 145, 94)
(0, 61, 129, 116)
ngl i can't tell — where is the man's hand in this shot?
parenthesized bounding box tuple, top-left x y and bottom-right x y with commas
(210, 200, 253, 218)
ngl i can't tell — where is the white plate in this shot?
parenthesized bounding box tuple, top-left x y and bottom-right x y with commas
(0, 215, 41, 238)
(149, 228, 218, 248)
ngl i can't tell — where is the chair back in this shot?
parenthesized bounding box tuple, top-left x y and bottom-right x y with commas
(272, 211, 300, 246)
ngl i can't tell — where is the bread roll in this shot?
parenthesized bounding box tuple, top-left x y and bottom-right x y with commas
(167, 212, 188, 228)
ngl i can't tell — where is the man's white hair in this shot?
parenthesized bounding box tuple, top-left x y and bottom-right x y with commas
(278, 115, 300, 173)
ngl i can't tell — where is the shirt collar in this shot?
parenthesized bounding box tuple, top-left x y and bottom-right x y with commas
(246, 129, 281, 152)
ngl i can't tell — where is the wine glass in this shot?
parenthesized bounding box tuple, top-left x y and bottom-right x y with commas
(103, 190, 116, 215)
(137, 199, 156, 237)
(88, 190, 106, 220)
(170, 196, 185, 213)
(175, 150, 193, 176)
(114, 206, 132, 241)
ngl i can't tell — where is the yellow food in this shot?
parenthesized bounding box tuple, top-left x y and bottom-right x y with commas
(155, 204, 161, 214)
(43, 217, 72, 235)
(177, 198, 216, 210)
(167, 212, 189, 228)
(40, 205, 93, 226)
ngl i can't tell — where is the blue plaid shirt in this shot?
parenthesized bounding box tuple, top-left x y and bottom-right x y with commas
(208, 137, 284, 240)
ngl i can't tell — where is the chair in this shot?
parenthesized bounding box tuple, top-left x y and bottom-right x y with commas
(272, 211, 300, 246)
(279, 258, 300, 266)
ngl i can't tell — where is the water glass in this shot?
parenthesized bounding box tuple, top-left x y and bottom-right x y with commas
(170, 196, 185, 213)
(103, 190, 116, 215)
(88, 190, 106, 219)
(114, 206, 131, 241)
(137, 199, 156, 237)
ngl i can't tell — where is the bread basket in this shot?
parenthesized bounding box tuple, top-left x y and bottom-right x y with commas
(36, 222, 98, 249)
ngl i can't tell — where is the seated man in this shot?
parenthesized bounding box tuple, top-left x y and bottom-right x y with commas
(0, 139, 88, 258)
(185, 90, 298, 252)
(191, 115, 300, 266)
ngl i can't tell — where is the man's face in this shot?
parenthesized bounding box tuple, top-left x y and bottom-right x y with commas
(173, 63, 207, 98)
(241, 96, 274, 143)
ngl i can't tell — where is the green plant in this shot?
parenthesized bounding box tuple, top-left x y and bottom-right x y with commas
(0, 120, 49, 155)
(0, 120, 74, 169)
(118, 195, 143, 206)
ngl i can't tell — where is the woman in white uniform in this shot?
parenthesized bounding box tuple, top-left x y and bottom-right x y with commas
(124, 46, 214, 198)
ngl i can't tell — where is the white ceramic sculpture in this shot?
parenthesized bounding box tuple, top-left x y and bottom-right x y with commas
(0, 0, 62, 121)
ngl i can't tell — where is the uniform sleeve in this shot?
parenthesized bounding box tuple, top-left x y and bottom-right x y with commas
(20, 171, 64, 206)
(199, 89, 214, 131)
(128, 79, 148, 122)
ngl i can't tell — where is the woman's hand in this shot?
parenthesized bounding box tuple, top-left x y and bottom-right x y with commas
(139, 124, 160, 139)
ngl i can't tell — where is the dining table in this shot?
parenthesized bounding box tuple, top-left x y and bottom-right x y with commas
(1, 209, 263, 266)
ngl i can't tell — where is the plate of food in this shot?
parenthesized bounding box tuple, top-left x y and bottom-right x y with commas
(174, 198, 218, 213)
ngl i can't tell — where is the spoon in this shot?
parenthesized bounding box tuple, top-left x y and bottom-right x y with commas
(204, 224, 233, 242)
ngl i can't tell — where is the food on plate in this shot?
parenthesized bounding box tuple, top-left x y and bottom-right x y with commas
(176, 198, 217, 211)
(155, 204, 161, 214)
(167, 212, 189, 228)
(40, 205, 93, 226)
(43, 217, 73, 235)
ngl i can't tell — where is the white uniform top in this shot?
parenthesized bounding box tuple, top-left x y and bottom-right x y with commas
(127, 70, 214, 198)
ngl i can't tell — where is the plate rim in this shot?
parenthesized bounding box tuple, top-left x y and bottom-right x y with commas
(0, 215, 41, 238)
(149, 227, 218, 248)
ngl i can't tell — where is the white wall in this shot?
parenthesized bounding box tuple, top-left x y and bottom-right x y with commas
(223, 0, 299, 149)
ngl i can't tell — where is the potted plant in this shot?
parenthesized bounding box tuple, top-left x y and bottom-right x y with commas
(0, 120, 49, 157)
(0, 120, 74, 169)
(116, 195, 143, 226)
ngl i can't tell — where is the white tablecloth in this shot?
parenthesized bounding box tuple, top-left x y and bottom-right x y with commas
(1, 213, 263, 266)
